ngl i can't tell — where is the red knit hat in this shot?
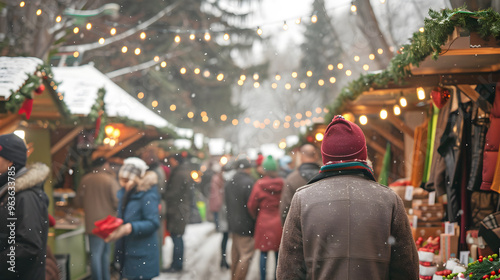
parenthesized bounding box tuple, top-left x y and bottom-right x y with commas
(321, 115, 367, 165)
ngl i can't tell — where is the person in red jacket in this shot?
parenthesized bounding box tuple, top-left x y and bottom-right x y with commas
(248, 155, 283, 280)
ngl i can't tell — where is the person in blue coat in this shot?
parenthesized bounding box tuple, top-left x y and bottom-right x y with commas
(105, 157, 160, 280)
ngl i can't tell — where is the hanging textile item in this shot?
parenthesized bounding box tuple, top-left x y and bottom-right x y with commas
(481, 81, 500, 192)
(410, 120, 428, 189)
(490, 145, 500, 193)
(422, 105, 440, 184)
(378, 142, 391, 186)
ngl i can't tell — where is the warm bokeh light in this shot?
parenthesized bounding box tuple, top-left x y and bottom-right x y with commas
(20, 2, 25, 7)
(337, 63, 344, 69)
(73, 27, 79, 34)
(154, 56, 160, 62)
(393, 105, 401, 115)
(232, 119, 238, 126)
(110, 28, 117, 35)
(417, 87, 426, 100)
(275, 74, 281, 81)
(284, 122, 290, 128)
(160, 61, 167, 68)
(380, 109, 388, 120)
(328, 64, 334, 70)
(244, 118, 251, 124)
(200, 111, 207, 117)
(291, 72, 298, 78)
(306, 70, 313, 77)
(296, 113, 303, 119)
(306, 111, 312, 117)
(86, 23, 92, 30)
(217, 73, 224, 81)
(223, 33, 230, 40)
(134, 48, 141, 55)
(238, 80, 244, 86)
(315, 132, 324, 142)
(378, 48, 384, 54)
(351, 4, 357, 12)
(253, 73, 259, 80)
(271, 83, 278, 89)
(36, 9, 42, 16)
(363, 64, 369, 71)
(285, 115, 292, 122)
(189, 34, 196, 40)
(204, 32, 211, 41)
(121, 46, 128, 53)
(170, 104, 176, 111)
(203, 70, 210, 77)
(311, 15, 318, 23)
(220, 114, 227, 121)
(194, 68, 200, 74)
(318, 79, 325, 86)
(300, 82, 306, 89)
(369, 54, 375, 60)
(354, 56, 360, 62)
(220, 156, 228, 165)
(285, 83, 291, 90)
(329, 77, 336, 84)
(295, 18, 301, 24)
(137, 92, 144, 99)
(202, 116, 209, 122)
(257, 27, 263, 36)
(359, 115, 368, 125)
(400, 96, 408, 107)
(152, 100, 158, 107)
(174, 35, 180, 43)
(253, 82, 260, 88)
(140, 32, 146, 40)
(180, 67, 187, 74)
(282, 22, 288, 30)
(279, 140, 287, 149)
(240, 75, 246, 81)
(56, 16, 62, 23)
(419, 27, 425, 33)
(187, 112, 194, 118)
(99, 38, 105, 44)
(73, 51, 79, 58)
(273, 120, 280, 129)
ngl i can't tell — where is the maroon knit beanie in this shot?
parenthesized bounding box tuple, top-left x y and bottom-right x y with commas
(321, 115, 367, 165)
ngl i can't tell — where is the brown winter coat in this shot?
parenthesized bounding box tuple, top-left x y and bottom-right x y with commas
(277, 174, 418, 280)
(165, 162, 196, 235)
(75, 167, 120, 234)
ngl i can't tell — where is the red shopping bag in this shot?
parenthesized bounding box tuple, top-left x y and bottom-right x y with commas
(92, 215, 123, 239)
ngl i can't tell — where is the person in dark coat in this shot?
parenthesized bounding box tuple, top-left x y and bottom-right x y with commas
(277, 116, 418, 280)
(0, 133, 50, 280)
(164, 154, 196, 272)
(280, 143, 320, 225)
(225, 158, 256, 280)
(105, 157, 160, 280)
(248, 155, 284, 280)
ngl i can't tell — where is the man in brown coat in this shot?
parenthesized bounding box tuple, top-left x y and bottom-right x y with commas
(280, 143, 320, 225)
(277, 115, 418, 280)
(76, 157, 120, 280)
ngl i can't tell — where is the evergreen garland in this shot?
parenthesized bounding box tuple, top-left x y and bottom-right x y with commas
(325, 7, 500, 122)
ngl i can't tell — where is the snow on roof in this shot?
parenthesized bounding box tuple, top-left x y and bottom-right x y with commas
(52, 65, 191, 136)
(0, 57, 43, 99)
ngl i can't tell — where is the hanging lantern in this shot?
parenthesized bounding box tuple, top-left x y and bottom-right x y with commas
(430, 86, 451, 109)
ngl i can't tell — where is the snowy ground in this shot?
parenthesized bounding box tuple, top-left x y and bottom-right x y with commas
(156, 222, 277, 280)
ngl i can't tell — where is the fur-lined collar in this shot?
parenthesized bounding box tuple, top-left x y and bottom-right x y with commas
(14, 163, 50, 193)
(136, 171, 158, 192)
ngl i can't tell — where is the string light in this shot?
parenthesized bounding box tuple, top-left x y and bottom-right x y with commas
(291, 72, 298, 78)
(223, 33, 230, 40)
(380, 0, 386, 3)
(194, 68, 200, 74)
(315, 107, 322, 114)
(419, 27, 425, 33)
(300, 82, 307, 89)
(377, 48, 384, 54)
(253, 82, 260, 88)
(180, 67, 187, 74)
(380, 109, 388, 119)
(20, 2, 25, 7)
(306, 111, 312, 117)
(329, 77, 336, 83)
(137, 92, 144, 99)
(56, 16, 62, 23)
(204, 32, 211, 41)
(110, 28, 117, 36)
(275, 74, 281, 81)
(350, 3, 357, 13)
(189, 34, 196, 40)
(244, 118, 251, 124)
(134, 48, 141, 55)
(170, 104, 176, 111)
(140, 32, 146, 40)
(337, 63, 344, 69)
(295, 18, 301, 24)
(318, 79, 325, 86)
(328, 64, 334, 70)
(359, 115, 368, 125)
(99, 38, 105, 44)
(264, 118, 271, 125)
(152, 100, 158, 107)
(36, 9, 42, 16)
(174, 35, 180, 43)
(256, 27, 263, 36)
(416, 87, 426, 100)
(284, 123, 290, 128)
(399, 96, 408, 107)
(203, 70, 210, 77)
(86, 23, 92, 30)
(238, 80, 244, 86)
(73, 51, 79, 58)
(306, 70, 313, 77)
(363, 64, 369, 71)
(354, 55, 360, 62)
(393, 105, 401, 115)
(285, 83, 291, 90)
(311, 15, 318, 23)
(217, 73, 224, 81)
(187, 112, 194, 118)
(221, 114, 227, 121)
(369, 54, 375, 60)
(271, 83, 278, 89)
(282, 21, 288, 30)
(345, 70, 352, 76)
(121, 46, 128, 53)
(73, 27, 79, 34)
(202, 116, 209, 122)
(253, 73, 259, 80)
(296, 113, 303, 119)
(232, 119, 238, 126)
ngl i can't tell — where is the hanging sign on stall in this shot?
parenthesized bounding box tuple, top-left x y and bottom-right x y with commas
(428, 191, 436, 206)
(404, 186, 414, 201)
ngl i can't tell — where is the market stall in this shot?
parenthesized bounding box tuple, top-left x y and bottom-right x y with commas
(326, 8, 500, 280)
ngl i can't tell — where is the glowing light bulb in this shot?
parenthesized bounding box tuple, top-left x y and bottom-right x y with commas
(217, 73, 224, 81)
(351, 4, 357, 12)
(73, 27, 79, 34)
(329, 77, 336, 83)
(137, 92, 144, 99)
(220, 114, 227, 121)
(337, 63, 344, 69)
(275, 74, 281, 81)
(56, 16, 62, 23)
(223, 33, 230, 40)
(399, 97, 408, 107)
(189, 34, 195, 40)
(318, 79, 325, 86)
(306, 70, 313, 77)
(253, 73, 259, 80)
(253, 82, 260, 88)
(194, 68, 200, 74)
(240, 75, 246, 81)
(160, 61, 167, 68)
(369, 54, 375, 60)
(359, 115, 368, 125)
(204, 32, 211, 41)
(140, 32, 146, 40)
(152, 100, 158, 107)
(110, 28, 116, 35)
(417, 87, 426, 100)
(121, 46, 128, 53)
(311, 15, 318, 23)
(86, 23, 92, 30)
(174, 35, 180, 43)
(363, 64, 369, 71)
(393, 105, 401, 115)
(257, 27, 263, 36)
(180, 67, 187, 74)
(328, 64, 334, 70)
(134, 48, 141, 55)
(283, 22, 288, 30)
(291, 72, 298, 78)
(354, 56, 360, 62)
(377, 48, 384, 54)
(380, 109, 388, 119)
(99, 38, 105, 44)
(36, 9, 42, 16)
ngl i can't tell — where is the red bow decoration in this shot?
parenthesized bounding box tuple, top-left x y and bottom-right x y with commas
(430, 86, 450, 109)
(18, 98, 34, 119)
(92, 215, 123, 239)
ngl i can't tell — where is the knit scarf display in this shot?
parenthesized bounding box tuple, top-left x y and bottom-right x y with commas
(308, 161, 376, 185)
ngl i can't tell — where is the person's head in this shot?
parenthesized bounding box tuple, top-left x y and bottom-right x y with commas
(300, 144, 319, 164)
(91, 157, 109, 170)
(0, 133, 27, 174)
(235, 158, 252, 174)
(321, 115, 367, 165)
(118, 157, 149, 190)
(262, 155, 278, 177)
(279, 155, 293, 171)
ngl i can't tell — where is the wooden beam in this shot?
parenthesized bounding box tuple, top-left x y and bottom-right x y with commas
(457, 84, 480, 102)
(50, 125, 84, 155)
(387, 115, 414, 138)
(92, 133, 145, 160)
(0, 114, 21, 133)
(365, 122, 405, 151)
(366, 138, 386, 156)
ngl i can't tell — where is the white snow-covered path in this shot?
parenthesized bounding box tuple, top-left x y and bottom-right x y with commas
(156, 222, 277, 280)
